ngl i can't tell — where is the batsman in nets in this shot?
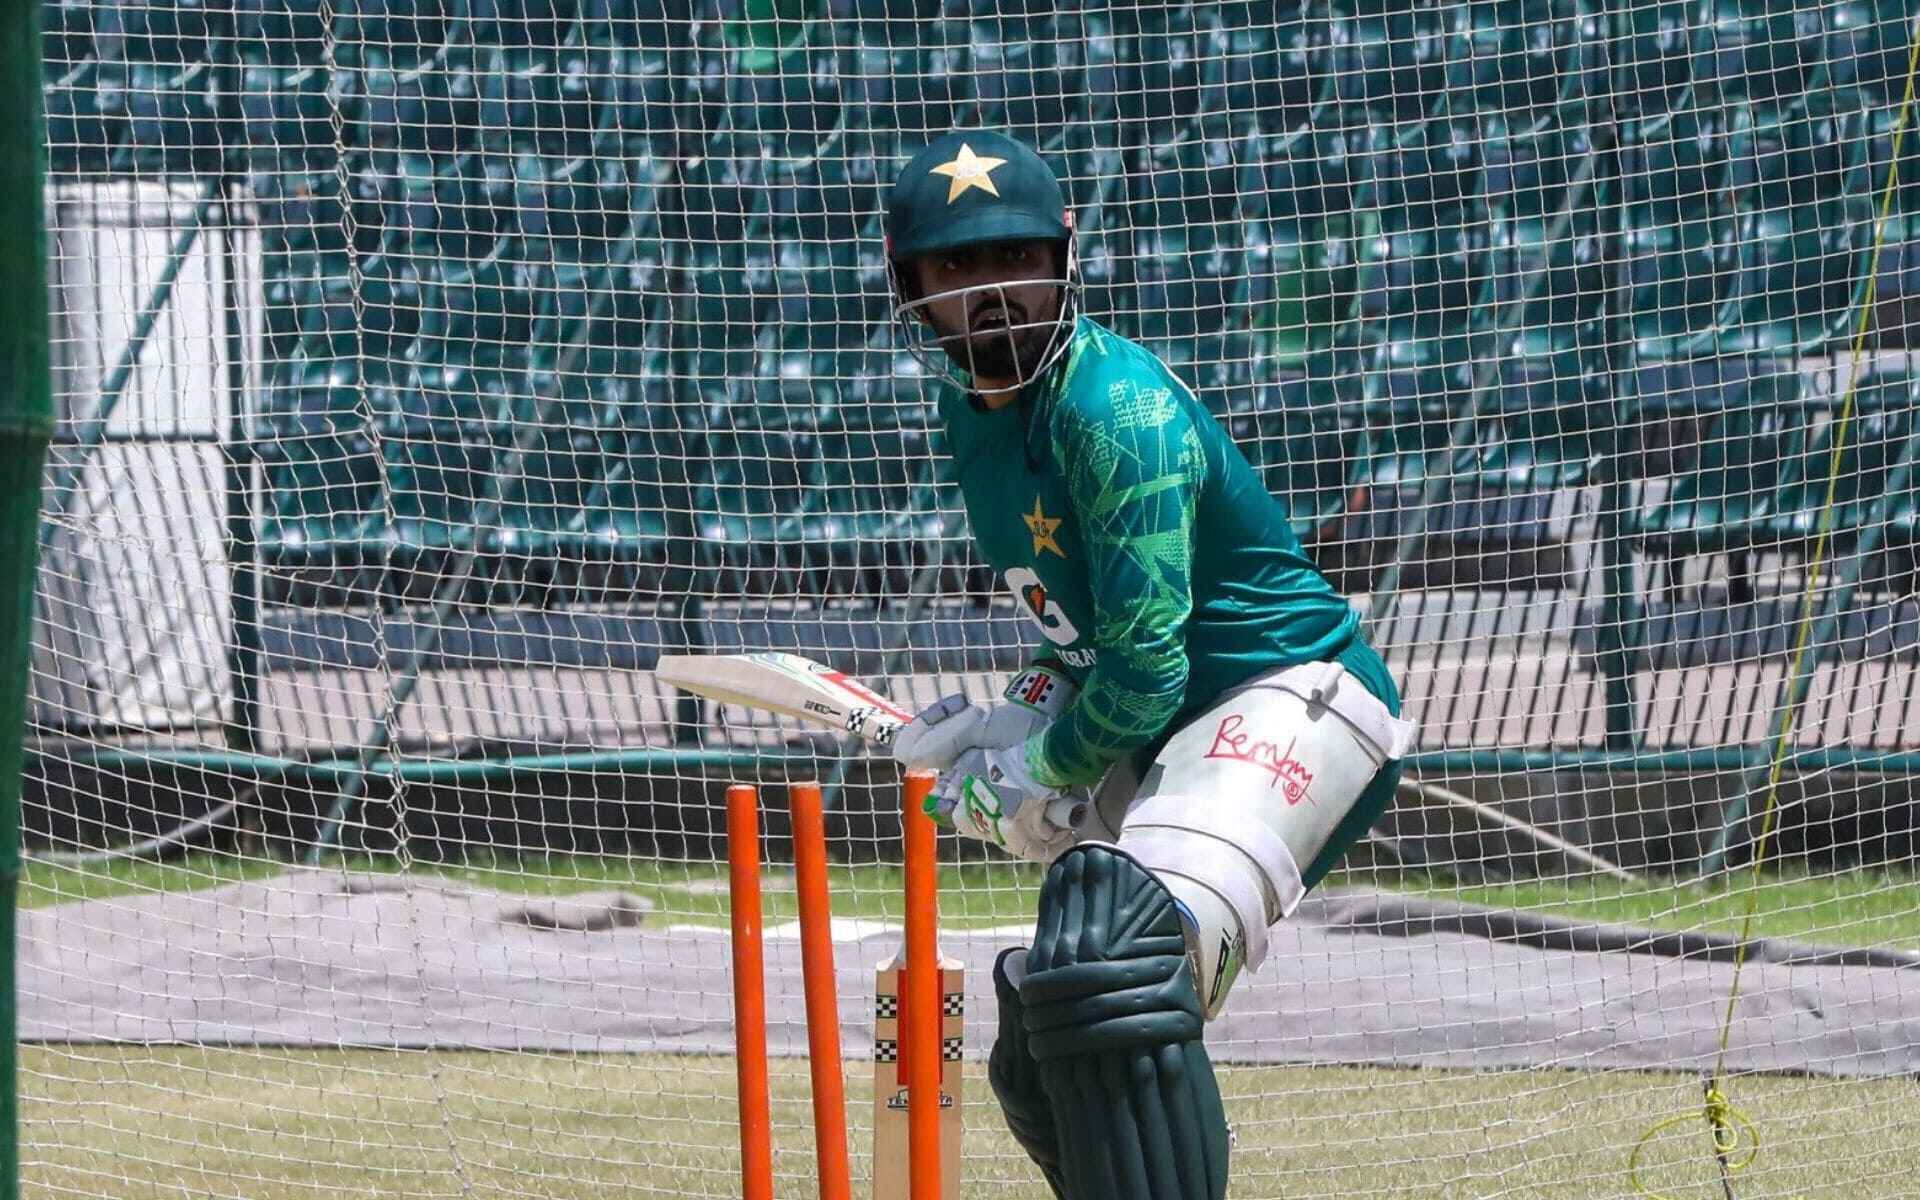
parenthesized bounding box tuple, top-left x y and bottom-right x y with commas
(880, 129, 1419, 1199)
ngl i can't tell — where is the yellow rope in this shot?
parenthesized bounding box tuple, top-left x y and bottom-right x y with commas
(1628, 1076, 1759, 1200)
(1628, 16, 1920, 1199)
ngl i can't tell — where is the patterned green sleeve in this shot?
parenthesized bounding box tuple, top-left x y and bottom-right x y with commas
(1026, 381, 1205, 788)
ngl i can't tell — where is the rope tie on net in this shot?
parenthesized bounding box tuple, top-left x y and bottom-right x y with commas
(1627, 14, 1920, 1199)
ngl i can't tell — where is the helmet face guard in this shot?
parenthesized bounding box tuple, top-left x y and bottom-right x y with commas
(887, 239, 1082, 393)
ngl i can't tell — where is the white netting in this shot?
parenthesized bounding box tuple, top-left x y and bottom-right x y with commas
(24, 1, 1920, 1198)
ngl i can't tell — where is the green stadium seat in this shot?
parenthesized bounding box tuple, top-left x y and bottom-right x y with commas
(1121, 5, 1209, 141)
(1202, 9, 1330, 139)
(1241, 125, 1361, 366)
(404, 236, 535, 351)
(1824, 0, 1913, 102)
(475, 46, 599, 158)
(1629, 356, 1804, 417)
(1342, 404, 1497, 495)
(841, 19, 969, 137)
(1634, 370, 1809, 602)
(465, 0, 570, 53)
(1328, 6, 1450, 124)
(1474, 362, 1609, 490)
(1075, 221, 1135, 330)
(335, 0, 454, 65)
(695, 417, 835, 598)
(1826, 1, 1920, 240)
(260, 249, 422, 362)
(1350, 360, 1602, 496)
(233, 0, 328, 64)
(500, 151, 633, 260)
(360, 54, 479, 156)
(1225, 372, 1358, 541)
(95, 0, 220, 66)
(1445, 0, 1605, 125)
(1353, 207, 1483, 372)
(702, 34, 846, 155)
(1247, 217, 1353, 367)
(387, 362, 510, 563)
(967, 14, 1089, 136)
(590, 40, 699, 156)
(58, 55, 225, 176)
(1478, 118, 1605, 358)
(1131, 224, 1245, 359)
(1619, 0, 1694, 117)
(1763, 375, 1920, 549)
(1692, 0, 1824, 109)
(585, 428, 683, 584)
(1717, 101, 1871, 355)
(42, 54, 115, 175)
(1618, 108, 1740, 359)
(1625, 215, 1740, 363)
(254, 358, 395, 583)
(236, 60, 338, 172)
(252, 163, 396, 258)
(1128, 137, 1247, 357)
(557, 350, 693, 587)
(1621, 108, 1732, 234)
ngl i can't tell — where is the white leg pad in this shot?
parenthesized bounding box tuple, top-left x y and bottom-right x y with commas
(1118, 793, 1301, 972)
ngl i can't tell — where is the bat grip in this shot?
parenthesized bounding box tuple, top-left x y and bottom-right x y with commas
(1045, 795, 1087, 830)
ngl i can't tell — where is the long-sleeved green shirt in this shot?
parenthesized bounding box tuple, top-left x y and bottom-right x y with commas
(937, 317, 1366, 788)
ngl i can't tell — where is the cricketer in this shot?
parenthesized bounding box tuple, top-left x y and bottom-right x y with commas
(881, 129, 1418, 1199)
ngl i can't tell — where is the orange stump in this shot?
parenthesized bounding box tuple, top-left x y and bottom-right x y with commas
(789, 781, 852, 1200)
(727, 783, 774, 1200)
(902, 770, 942, 1200)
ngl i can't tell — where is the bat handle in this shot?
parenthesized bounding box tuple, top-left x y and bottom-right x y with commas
(1045, 795, 1087, 831)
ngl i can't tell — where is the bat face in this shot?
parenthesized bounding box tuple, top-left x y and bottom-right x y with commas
(654, 652, 910, 745)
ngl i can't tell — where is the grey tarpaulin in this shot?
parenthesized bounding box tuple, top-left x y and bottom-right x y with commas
(19, 871, 1920, 1077)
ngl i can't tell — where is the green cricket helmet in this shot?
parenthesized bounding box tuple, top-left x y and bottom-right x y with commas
(885, 129, 1081, 391)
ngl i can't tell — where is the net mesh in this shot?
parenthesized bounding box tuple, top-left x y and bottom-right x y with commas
(24, 1, 1920, 1197)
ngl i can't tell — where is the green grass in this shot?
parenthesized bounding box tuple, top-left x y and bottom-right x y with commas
(21, 1046, 1919, 1198)
(23, 853, 1920, 949)
(20, 857, 1920, 1195)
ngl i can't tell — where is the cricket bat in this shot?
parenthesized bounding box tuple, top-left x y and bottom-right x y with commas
(873, 950, 964, 1199)
(655, 651, 1086, 829)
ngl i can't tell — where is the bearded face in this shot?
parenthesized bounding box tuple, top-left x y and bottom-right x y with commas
(900, 240, 1071, 388)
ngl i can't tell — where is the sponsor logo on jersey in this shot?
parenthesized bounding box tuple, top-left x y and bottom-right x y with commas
(1021, 581, 1049, 618)
(1203, 714, 1316, 805)
(1059, 647, 1098, 669)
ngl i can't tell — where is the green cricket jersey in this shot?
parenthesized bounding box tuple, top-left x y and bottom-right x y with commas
(937, 316, 1369, 789)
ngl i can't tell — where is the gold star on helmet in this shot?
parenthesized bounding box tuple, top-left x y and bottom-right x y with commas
(929, 142, 1008, 204)
(1023, 496, 1064, 559)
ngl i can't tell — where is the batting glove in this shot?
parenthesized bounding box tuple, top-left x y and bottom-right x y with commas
(931, 742, 1078, 864)
(890, 665, 1078, 773)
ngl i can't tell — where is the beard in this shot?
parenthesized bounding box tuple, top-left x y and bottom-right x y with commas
(930, 297, 1060, 381)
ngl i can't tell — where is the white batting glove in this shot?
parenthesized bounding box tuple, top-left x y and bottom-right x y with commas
(932, 742, 1078, 864)
(891, 665, 1079, 773)
(891, 692, 989, 772)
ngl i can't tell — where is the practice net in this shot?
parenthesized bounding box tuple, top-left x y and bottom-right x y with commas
(23, 0, 1920, 1197)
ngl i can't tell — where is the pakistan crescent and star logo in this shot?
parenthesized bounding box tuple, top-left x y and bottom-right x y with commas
(929, 143, 1006, 203)
(1024, 496, 1064, 558)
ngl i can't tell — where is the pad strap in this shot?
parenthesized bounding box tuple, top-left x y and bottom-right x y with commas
(1122, 791, 1304, 967)
(1268, 660, 1418, 760)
